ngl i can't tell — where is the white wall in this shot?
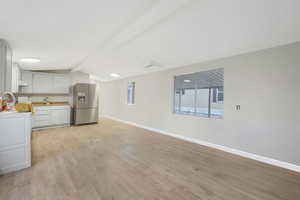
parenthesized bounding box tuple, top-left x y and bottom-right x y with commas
(99, 42, 300, 166)
(70, 71, 91, 85)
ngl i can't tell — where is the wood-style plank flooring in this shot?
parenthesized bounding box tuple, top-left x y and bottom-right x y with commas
(1, 118, 300, 200)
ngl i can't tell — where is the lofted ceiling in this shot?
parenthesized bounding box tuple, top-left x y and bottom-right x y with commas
(1, 0, 300, 80)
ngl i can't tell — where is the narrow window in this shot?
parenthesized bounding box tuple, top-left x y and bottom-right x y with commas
(127, 81, 135, 105)
(174, 68, 224, 118)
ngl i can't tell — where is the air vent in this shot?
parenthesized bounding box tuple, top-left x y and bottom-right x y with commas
(144, 60, 162, 69)
(144, 64, 154, 68)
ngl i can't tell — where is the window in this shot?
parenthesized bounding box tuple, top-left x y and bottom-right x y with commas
(174, 68, 224, 118)
(127, 81, 135, 104)
(212, 87, 224, 103)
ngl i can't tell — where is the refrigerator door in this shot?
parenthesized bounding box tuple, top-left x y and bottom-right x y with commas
(74, 108, 98, 124)
(74, 84, 89, 109)
(88, 84, 98, 108)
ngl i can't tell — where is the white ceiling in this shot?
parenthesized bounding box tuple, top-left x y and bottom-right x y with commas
(1, 0, 300, 80)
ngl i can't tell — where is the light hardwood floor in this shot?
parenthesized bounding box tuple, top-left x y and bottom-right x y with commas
(1, 118, 300, 200)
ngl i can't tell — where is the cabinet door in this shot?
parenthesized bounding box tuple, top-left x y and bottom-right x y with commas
(51, 108, 70, 125)
(0, 117, 26, 148)
(33, 73, 53, 93)
(21, 71, 33, 93)
(53, 74, 70, 94)
(32, 114, 51, 128)
(0, 41, 12, 94)
(32, 107, 51, 128)
(11, 64, 20, 93)
(5, 45, 12, 92)
(11, 65, 16, 93)
(0, 42, 4, 94)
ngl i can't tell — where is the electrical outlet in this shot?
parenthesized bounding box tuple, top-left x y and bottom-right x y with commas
(236, 105, 241, 110)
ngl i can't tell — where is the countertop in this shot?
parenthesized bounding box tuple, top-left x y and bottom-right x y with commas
(32, 102, 70, 107)
(0, 111, 32, 119)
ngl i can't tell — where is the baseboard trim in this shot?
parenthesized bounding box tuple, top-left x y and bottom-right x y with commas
(104, 115, 300, 173)
(32, 124, 70, 131)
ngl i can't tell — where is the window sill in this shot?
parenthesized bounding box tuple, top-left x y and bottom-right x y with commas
(173, 111, 223, 119)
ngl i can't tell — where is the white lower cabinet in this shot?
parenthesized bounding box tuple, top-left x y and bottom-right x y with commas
(51, 108, 70, 125)
(0, 112, 31, 175)
(32, 106, 70, 129)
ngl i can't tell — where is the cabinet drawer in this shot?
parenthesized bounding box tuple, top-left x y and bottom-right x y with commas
(33, 115, 50, 121)
(32, 120, 50, 128)
(32, 115, 51, 128)
(34, 110, 50, 115)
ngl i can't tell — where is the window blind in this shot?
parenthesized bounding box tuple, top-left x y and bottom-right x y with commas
(174, 68, 224, 90)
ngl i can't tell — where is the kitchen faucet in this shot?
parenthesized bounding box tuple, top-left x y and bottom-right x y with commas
(43, 97, 50, 103)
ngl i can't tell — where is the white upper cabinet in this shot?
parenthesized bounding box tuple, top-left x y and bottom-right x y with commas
(20, 71, 33, 93)
(53, 74, 70, 94)
(11, 63, 20, 93)
(0, 40, 12, 94)
(20, 72, 71, 94)
(5, 45, 12, 92)
(33, 73, 53, 93)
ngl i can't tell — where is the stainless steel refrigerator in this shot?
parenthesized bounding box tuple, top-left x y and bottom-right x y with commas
(73, 83, 98, 125)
